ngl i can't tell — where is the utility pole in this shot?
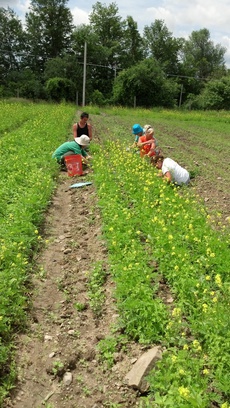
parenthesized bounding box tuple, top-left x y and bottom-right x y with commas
(134, 96, 136, 108)
(82, 41, 87, 107)
(179, 84, 183, 108)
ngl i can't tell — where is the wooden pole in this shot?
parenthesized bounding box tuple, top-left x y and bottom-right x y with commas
(82, 41, 87, 107)
(179, 84, 183, 108)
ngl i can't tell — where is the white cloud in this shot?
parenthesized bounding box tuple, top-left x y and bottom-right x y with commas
(0, 0, 18, 6)
(71, 6, 89, 26)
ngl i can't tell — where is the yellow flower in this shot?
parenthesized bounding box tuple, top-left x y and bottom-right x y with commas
(183, 344, 188, 350)
(193, 340, 200, 348)
(178, 386, 190, 399)
(179, 369, 185, 375)
(215, 274, 222, 287)
(205, 275, 211, 281)
(203, 368, 209, 375)
(171, 355, 177, 362)
(172, 307, 181, 317)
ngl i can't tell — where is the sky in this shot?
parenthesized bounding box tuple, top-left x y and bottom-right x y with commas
(1, 0, 230, 67)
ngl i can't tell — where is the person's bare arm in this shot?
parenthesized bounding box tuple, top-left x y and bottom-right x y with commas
(163, 171, 172, 183)
(87, 123, 93, 140)
(137, 140, 151, 147)
(147, 141, 156, 156)
(73, 123, 78, 138)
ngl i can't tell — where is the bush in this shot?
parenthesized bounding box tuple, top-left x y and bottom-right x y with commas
(45, 77, 76, 102)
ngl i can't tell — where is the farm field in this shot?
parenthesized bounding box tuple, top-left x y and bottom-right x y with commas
(1, 101, 230, 408)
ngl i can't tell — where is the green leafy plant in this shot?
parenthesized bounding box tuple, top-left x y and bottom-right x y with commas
(87, 261, 107, 316)
(52, 360, 64, 376)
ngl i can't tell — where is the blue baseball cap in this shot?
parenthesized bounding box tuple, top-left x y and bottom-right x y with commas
(132, 124, 143, 135)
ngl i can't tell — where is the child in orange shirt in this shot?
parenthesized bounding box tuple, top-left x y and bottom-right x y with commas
(137, 127, 160, 158)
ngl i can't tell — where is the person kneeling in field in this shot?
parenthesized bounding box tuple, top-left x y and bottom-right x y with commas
(152, 154, 190, 186)
(137, 127, 160, 158)
(52, 135, 92, 171)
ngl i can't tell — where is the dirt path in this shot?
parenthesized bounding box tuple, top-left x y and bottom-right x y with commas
(4, 172, 140, 408)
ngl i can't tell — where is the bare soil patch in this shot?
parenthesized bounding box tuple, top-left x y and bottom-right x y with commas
(4, 169, 143, 408)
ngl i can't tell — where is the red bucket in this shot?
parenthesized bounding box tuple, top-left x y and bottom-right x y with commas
(64, 154, 83, 176)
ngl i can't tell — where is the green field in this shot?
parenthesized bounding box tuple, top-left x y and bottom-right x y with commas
(0, 101, 229, 407)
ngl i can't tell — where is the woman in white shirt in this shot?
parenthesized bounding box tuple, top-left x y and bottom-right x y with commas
(152, 155, 190, 186)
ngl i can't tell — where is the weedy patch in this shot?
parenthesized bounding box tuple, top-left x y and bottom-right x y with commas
(87, 261, 107, 317)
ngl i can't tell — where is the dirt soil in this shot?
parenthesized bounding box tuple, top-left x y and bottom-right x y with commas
(3, 126, 230, 408)
(4, 168, 143, 408)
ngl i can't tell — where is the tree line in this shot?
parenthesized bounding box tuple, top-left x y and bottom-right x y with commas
(1, 0, 230, 109)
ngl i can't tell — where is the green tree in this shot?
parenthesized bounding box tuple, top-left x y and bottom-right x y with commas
(25, 0, 74, 75)
(45, 77, 75, 101)
(180, 28, 226, 80)
(71, 24, 109, 103)
(191, 75, 230, 110)
(0, 7, 27, 90)
(177, 29, 227, 104)
(88, 1, 124, 96)
(112, 58, 179, 107)
(119, 16, 144, 69)
(89, 2, 123, 55)
(143, 19, 182, 74)
(6, 68, 45, 99)
(90, 89, 106, 106)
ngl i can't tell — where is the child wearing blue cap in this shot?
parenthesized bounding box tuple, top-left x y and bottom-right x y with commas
(130, 124, 154, 150)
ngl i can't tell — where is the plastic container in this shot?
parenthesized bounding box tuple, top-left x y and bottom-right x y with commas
(64, 154, 83, 176)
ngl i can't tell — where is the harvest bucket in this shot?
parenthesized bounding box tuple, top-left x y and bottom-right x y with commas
(64, 154, 83, 176)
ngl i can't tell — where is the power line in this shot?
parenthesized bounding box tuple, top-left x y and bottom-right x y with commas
(166, 73, 207, 80)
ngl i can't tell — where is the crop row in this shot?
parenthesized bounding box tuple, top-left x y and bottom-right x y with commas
(0, 101, 75, 403)
(91, 139, 230, 408)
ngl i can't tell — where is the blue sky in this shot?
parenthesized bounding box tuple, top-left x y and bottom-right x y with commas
(1, 0, 230, 67)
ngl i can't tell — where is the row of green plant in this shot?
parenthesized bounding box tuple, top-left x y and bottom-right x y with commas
(0, 100, 38, 133)
(92, 106, 230, 227)
(90, 137, 230, 407)
(0, 101, 76, 404)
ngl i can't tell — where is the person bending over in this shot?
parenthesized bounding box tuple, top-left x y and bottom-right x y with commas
(52, 135, 92, 170)
(152, 154, 190, 186)
(137, 127, 160, 158)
